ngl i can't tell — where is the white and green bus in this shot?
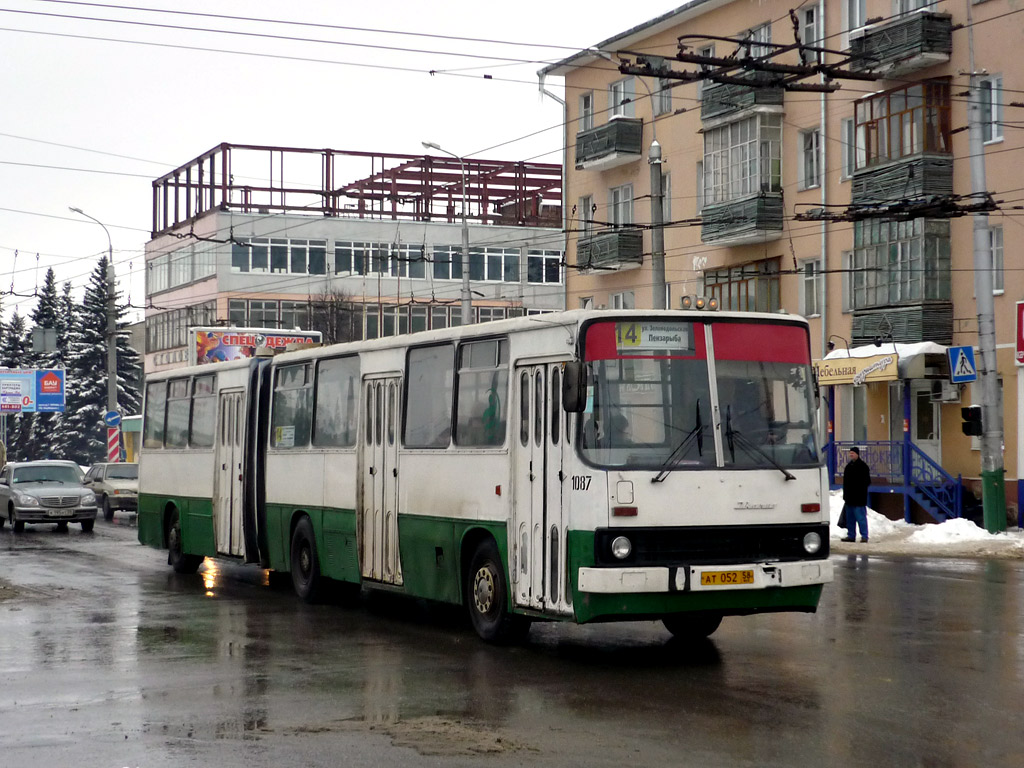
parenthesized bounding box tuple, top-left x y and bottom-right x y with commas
(139, 309, 833, 643)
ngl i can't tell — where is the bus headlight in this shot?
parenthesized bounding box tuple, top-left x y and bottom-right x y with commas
(803, 532, 822, 555)
(610, 536, 632, 560)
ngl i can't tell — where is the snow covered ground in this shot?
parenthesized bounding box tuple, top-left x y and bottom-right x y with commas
(828, 492, 1024, 559)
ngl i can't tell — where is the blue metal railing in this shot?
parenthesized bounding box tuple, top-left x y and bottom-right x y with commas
(828, 439, 962, 520)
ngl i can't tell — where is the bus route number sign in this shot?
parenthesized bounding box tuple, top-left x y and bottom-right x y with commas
(616, 323, 690, 352)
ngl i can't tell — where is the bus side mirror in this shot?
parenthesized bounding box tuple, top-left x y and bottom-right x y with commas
(562, 361, 587, 413)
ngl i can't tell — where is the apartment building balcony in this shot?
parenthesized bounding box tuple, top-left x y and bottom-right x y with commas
(851, 303, 953, 346)
(849, 12, 952, 79)
(851, 153, 953, 206)
(700, 75, 784, 122)
(700, 193, 783, 245)
(574, 117, 644, 171)
(576, 229, 643, 271)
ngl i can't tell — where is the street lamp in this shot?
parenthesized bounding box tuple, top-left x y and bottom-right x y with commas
(421, 141, 473, 325)
(69, 206, 119, 457)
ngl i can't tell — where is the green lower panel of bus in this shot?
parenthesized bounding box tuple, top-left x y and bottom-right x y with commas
(564, 530, 824, 624)
(263, 503, 360, 583)
(138, 493, 214, 555)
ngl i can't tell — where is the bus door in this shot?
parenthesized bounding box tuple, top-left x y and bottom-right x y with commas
(360, 376, 403, 585)
(214, 389, 245, 557)
(512, 363, 569, 614)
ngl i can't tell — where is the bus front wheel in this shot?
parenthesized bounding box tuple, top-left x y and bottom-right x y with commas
(662, 612, 723, 640)
(291, 516, 323, 603)
(167, 509, 203, 574)
(466, 539, 529, 644)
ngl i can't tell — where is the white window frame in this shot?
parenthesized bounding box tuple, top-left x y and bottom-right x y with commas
(696, 161, 704, 213)
(840, 118, 856, 181)
(800, 7, 822, 62)
(979, 74, 1003, 144)
(578, 194, 594, 236)
(843, 0, 867, 48)
(579, 91, 594, 132)
(988, 225, 1004, 294)
(799, 128, 822, 190)
(703, 113, 782, 204)
(696, 44, 715, 97)
(800, 259, 823, 317)
(741, 23, 771, 59)
(609, 184, 634, 226)
(654, 78, 673, 116)
(611, 291, 635, 310)
(609, 77, 635, 118)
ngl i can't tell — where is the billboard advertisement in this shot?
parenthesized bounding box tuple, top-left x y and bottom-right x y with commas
(190, 328, 323, 366)
(0, 368, 66, 413)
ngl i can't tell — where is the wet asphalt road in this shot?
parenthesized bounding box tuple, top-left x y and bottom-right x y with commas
(1, 518, 1023, 768)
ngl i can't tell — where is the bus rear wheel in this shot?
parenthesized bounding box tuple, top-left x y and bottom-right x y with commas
(291, 516, 323, 603)
(662, 612, 723, 640)
(167, 508, 203, 574)
(466, 539, 529, 644)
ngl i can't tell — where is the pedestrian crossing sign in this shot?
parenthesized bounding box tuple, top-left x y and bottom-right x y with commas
(948, 345, 978, 384)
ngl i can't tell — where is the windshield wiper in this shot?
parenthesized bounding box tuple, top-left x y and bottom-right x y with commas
(652, 399, 704, 483)
(725, 406, 795, 481)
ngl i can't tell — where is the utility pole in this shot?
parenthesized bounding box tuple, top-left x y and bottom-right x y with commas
(649, 140, 666, 309)
(70, 207, 119, 461)
(422, 142, 473, 325)
(965, 3, 1006, 532)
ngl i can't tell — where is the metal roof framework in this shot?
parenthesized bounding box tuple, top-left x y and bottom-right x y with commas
(151, 143, 561, 238)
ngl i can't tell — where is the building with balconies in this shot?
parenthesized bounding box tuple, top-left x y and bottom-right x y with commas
(539, 0, 1023, 521)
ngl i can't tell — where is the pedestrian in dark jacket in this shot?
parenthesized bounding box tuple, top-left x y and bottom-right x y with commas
(842, 447, 871, 542)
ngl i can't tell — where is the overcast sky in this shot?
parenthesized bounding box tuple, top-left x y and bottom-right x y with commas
(0, 0, 678, 325)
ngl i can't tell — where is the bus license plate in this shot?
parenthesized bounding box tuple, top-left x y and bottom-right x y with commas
(700, 569, 754, 587)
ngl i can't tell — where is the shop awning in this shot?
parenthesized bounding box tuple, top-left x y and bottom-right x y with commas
(815, 342, 949, 385)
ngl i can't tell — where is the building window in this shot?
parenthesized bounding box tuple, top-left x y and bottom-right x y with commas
(979, 75, 1003, 143)
(696, 161, 704, 213)
(850, 219, 951, 309)
(988, 226, 1004, 293)
(611, 291, 635, 309)
(468, 247, 520, 283)
(609, 77, 635, 118)
(527, 250, 562, 284)
(741, 23, 771, 58)
(800, 128, 821, 190)
(654, 78, 673, 116)
(476, 307, 507, 323)
(391, 244, 427, 279)
(896, 0, 932, 13)
(609, 184, 634, 226)
(800, 259, 822, 317)
(432, 245, 463, 281)
(145, 301, 217, 353)
(845, 0, 866, 34)
(800, 7, 821, 62)
(249, 300, 279, 328)
(854, 80, 951, 170)
(148, 254, 169, 294)
(840, 118, 856, 180)
(703, 258, 781, 313)
(579, 91, 594, 131)
(696, 44, 715, 97)
(580, 296, 594, 309)
(231, 238, 327, 275)
(280, 301, 309, 330)
(578, 194, 594, 236)
(703, 114, 782, 204)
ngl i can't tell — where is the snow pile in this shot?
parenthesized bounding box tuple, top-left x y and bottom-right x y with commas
(908, 517, 1001, 545)
(828, 491, 905, 538)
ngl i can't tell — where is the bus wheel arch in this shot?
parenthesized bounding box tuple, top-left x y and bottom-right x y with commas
(290, 513, 323, 603)
(462, 532, 529, 644)
(164, 503, 203, 574)
(662, 611, 723, 641)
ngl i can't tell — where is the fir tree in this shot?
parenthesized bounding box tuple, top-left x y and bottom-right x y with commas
(63, 258, 142, 464)
(0, 311, 34, 460)
(25, 269, 69, 459)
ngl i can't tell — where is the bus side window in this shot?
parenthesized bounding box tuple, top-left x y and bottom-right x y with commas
(143, 380, 168, 449)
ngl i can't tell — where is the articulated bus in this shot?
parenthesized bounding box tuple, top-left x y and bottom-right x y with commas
(139, 309, 833, 642)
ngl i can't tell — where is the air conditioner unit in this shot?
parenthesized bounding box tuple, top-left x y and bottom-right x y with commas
(930, 380, 961, 403)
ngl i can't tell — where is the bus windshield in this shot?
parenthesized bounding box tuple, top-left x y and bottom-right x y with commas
(578, 319, 819, 471)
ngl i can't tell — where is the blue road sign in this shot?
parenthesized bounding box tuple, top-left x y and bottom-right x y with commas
(948, 346, 978, 384)
(103, 410, 122, 428)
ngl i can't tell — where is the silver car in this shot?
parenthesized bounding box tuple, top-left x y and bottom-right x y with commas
(84, 462, 138, 521)
(0, 460, 98, 533)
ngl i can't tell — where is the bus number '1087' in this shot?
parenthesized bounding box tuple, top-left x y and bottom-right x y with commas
(571, 475, 592, 491)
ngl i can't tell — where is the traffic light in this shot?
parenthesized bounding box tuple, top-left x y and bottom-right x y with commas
(961, 406, 983, 437)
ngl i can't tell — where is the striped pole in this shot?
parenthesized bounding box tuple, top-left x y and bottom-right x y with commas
(107, 427, 120, 462)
